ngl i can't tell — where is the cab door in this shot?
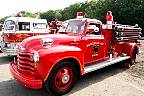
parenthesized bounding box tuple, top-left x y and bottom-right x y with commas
(84, 23, 105, 64)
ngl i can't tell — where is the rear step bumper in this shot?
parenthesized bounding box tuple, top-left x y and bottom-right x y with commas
(84, 56, 130, 74)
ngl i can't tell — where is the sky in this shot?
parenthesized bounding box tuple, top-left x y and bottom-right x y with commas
(0, 0, 88, 18)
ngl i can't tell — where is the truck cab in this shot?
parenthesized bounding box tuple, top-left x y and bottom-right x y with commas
(9, 12, 141, 95)
(1, 17, 50, 55)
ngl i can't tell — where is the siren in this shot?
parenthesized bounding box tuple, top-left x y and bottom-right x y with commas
(77, 12, 84, 19)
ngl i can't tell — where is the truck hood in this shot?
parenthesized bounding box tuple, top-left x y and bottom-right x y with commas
(21, 34, 81, 51)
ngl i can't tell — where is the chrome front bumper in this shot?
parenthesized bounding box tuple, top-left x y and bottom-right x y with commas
(1, 47, 17, 55)
(10, 62, 42, 89)
(1, 42, 18, 55)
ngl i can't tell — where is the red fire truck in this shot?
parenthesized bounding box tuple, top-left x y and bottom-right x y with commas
(10, 12, 141, 95)
(1, 17, 50, 55)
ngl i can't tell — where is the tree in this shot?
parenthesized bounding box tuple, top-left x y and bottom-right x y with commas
(0, 16, 10, 23)
(104, 0, 144, 34)
(40, 10, 62, 22)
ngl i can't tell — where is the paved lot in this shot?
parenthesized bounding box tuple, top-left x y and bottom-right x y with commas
(0, 41, 144, 96)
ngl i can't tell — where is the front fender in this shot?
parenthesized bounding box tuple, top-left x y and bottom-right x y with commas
(36, 45, 84, 82)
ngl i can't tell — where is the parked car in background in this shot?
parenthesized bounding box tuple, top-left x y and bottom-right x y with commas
(1, 17, 50, 55)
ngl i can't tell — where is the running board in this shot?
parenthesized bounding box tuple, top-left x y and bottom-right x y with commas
(84, 56, 130, 74)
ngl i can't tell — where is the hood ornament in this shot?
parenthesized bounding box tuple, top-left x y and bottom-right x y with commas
(41, 38, 53, 47)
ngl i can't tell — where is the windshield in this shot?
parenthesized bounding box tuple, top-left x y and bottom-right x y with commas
(58, 20, 85, 34)
(33, 23, 47, 29)
(4, 20, 15, 31)
(18, 22, 30, 31)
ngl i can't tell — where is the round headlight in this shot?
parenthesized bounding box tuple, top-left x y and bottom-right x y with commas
(33, 52, 39, 62)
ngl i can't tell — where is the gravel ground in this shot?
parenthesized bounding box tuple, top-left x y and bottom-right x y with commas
(0, 40, 144, 96)
(127, 40, 144, 79)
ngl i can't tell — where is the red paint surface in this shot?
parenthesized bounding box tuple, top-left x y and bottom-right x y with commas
(3, 33, 48, 42)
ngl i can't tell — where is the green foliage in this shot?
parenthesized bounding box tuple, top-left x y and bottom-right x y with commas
(0, 16, 11, 23)
(61, 3, 82, 20)
(104, 0, 144, 34)
(40, 10, 62, 22)
(21, 11, 40, 18)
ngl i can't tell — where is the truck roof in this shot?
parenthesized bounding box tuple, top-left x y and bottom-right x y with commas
(68, 18, 102, 24)
(86, 18, 102, 24)
(5, 17, 47, 24)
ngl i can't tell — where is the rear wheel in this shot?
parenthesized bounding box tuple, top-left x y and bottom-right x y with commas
(124, 50, 137, 68)
(45, 61, 77, 95)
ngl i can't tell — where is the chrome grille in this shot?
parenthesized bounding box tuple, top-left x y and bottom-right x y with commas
(17, 52, 35, 74)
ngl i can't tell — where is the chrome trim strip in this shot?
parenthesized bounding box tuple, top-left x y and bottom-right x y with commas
(84, 56, 130, 74)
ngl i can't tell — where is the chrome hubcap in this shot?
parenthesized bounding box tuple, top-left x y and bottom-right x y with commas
(62, 75, 70, 84)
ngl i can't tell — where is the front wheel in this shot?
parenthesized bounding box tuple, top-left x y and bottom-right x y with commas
(44, 61, 77, 95)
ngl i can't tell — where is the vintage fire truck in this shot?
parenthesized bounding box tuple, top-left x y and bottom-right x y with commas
(10, 12, 141, 95)
(1, 17, 50, 55)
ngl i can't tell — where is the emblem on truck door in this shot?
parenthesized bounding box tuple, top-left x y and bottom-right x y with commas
(92, 44, 99, 57)
(93, 44, 99, 52)
(86, 42, 104, 58)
